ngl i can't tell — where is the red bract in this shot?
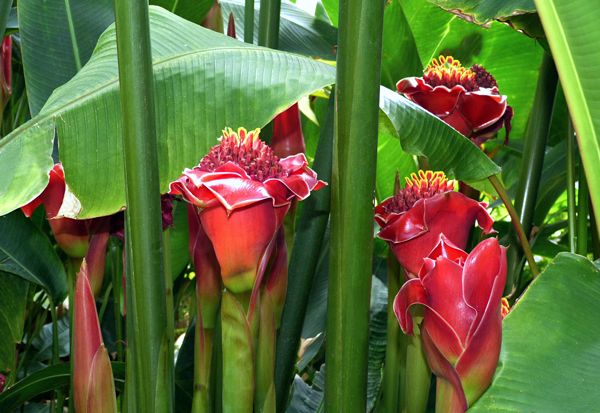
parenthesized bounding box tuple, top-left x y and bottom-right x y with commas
(375, 171, 494, 278)
(397, 56, 513, 146)
(265, 226, 288, 327)
(170, 127, 325, 294)
(272, 103, 306, 158)
(21, 163, 109, 296)
(395, 236, 507, 412)
(1, 36, 11, 110)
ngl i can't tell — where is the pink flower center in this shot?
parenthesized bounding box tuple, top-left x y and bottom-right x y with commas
(384, 171, 454, 213)
(423, 56, 497, 92)
(199, 127, 288, 182)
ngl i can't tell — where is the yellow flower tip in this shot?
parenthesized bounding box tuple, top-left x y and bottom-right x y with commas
(501, 297, 510, 319)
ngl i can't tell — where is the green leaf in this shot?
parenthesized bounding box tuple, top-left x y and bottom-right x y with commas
(170, 201, 190, 281)
(0, 272, 27, 377)
(28, 315, 70, 363)
(535, 0, 600, 228)
(0, 211, 67, 302)
(426, 0, 536, 27)
(0, 7, 336, 218)
(221, 0, 338, 61)
(18, 0, 115, 116)
(366, 277, 388, 412)
(0, 362, 126, 412)
(321, 0, 338, 27)
(150, 0, 215, 25)
(469, 253, 600, 411)
(379, 86, 500, 181)
(380, 0, 423, 90)
(375, 131, 418, 203)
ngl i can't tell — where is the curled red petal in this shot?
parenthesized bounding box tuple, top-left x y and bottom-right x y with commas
(439, 109, 473, 137)
(393, 278, 428, 335)
(419, 234, 468, 278)
(457, 91, 507, 131)
(410, 86, 464, 118)
(396, 77, 433, 94)
(421, 327, 469, 413)
(202, 177, 275, 210)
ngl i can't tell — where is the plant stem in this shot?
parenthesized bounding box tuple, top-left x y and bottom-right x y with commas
(505, 52, 558, 294)
(566, 117, 577, 253)
(488, 175, 539, 277)
(274, 91, 335, 412)
(325, 0, 385, 409)
(404, 311, 430, 413)
(111, 241, 124, 362)
(577, 162, 590, 256)
(163, 228, 176, 409)
(113, 0, 169, 411)
(98, 283, 113, 323)
(67, 259, 76, 413)
(382, 251, 404, 413)
(257, 0, 280, 49)
(50, 300, 59, 413)
(244, 0, 254, 44)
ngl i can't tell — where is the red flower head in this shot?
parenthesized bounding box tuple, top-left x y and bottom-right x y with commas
(397, 56, 513, 146)
(395, 235, 507, 412)
(170, 127, 325, 294)
(21, 163, 109, 296)
(375, 170, 494, 278)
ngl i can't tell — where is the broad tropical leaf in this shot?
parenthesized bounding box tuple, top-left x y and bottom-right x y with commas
(379, 86, 501, 181)
(0, 7, 336, 218)
(151, 0, 215, 25)
(18, 0, 115, 115)
(0, 211, 67, 302)
(469, 253, 600, 411)
(0, 272, 27, 377)
(535, 0, 600, 227)
(426, 0, 536, 27)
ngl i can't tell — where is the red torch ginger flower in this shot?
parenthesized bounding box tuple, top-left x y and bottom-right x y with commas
(395, 235, 507, 412)
(272, 103, 306, 158)
(397, 56, 513, 146)
(170, 127, 325, 294)
(21, 163, 109, 296)
(375, 170, 494, 278)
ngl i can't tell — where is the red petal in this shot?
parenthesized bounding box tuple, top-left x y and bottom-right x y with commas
(272, 103, 306, 158)
(393, 278, 428, 335)
(169, 176, 216, 208)
(457, 91, 507, 130)
(188, 204, 222, 329)
(203, 177, 275, 210)
(265, 227, 288, 327)
(74, 261, 104, 413)
(410, 86, 464, 117)
(85, 218, 110, 297)
(439, 109, 473, 137)
(396, 77, 433, 94)
(421, 257, 475, 354)
(200, 199, 288, 293)
(462, 238, 506, 335)
(419, 234, 468, 278)
(421, 327, 469, 413)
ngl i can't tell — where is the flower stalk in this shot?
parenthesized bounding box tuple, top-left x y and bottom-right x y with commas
(578, 161, 590, 256)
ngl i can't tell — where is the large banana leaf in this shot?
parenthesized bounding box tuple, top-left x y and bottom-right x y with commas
(379, 86, 500, 181)
(469, 253, 600, 411)
(0, 272, 27, 377)
(426, 0, 536, 27)
(535, 0, 600, 227)
(18, 0, 115, 116)
(151, 0, 214, 25)
(0, 6, 336, 218)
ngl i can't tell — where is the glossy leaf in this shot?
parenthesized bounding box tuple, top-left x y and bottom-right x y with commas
(0, 7, 336, 218)
(150, 0, 215, 25)
(427, 0, 536, 27)
(470, 253, 600, 411)
(221, 0, 338, 61)
(29, 315, 70, 363)
(0, 272, 27, 377)
(18, 0, 115, 115)
(535, 0, 600, 228)
(0, 211, 67, 302)
(170, 200, 190, 281)
(379, 86, 500, 181)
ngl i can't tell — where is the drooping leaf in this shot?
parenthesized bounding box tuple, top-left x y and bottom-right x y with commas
(379, 86, 500, 181)
(28, 315, 70, 363)
(150, 0, 215, 26)
(469, 253, 600, 411)
(426, 0, 536, 27)
(535, 0, 600, 227)
(18, 0, 115, 116)
(221, 0, 338, 61)
(0, 272, 27, 377)
(0, 7, 336, 218)
(0, 211, 67, 302)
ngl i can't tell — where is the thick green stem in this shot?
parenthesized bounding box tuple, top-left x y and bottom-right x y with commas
(566, 117, 577, 253)
(577, 162, 590, 256)
(244, 0, 254, 44)
(404, 312, 431, 413)
(505, 53, 558, 294)
(254, 290, 276, 413)
(163, 228, 175, 410)
(113, 0, 169, 410)
(67, 259, 77, 413)
(325, 0, 384, 409)
(274, 93, 334, 412)
(488, 175, 539, 278)
(382, 251, 405, 413)
(591, 197, 600, 260)
(257, 0, 280, 49)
